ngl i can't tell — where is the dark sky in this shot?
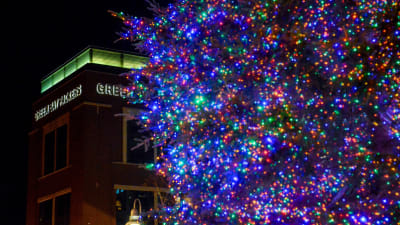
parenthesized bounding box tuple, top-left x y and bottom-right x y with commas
(2, 1, 172, 224)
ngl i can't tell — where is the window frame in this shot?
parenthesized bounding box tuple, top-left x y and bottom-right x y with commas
(37, 188, 72, 225)
(41, 113, 70, 177)
(113, 184, 170, 225)
(122, 107, 157, 165)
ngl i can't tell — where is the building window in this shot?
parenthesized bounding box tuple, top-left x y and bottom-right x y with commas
(115, 187, 172, 225)
(55, 125, 68, 170)
(123, 108, 157, 164)
(38, 192, 71, 225)
(116, 189, 154, 225)
(126, 119, 154, 164)
(42, 114, 69, 176)
(55, 193, 70, 225)
(44, 131, 55, 175)
(39, 199, 52, 225)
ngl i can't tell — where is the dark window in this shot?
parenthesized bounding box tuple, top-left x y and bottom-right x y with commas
(55, 193, 70, 225)
(39, 199, 52, 225)
(127, 119, 155, 164)
(115, 190, 155, 225)
(56, 125, 68, 170)
(43, 124, 68, 175)
(44, 131, 55, 175)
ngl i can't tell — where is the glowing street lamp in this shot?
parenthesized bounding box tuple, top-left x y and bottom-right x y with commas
(125, 198, 142, 225)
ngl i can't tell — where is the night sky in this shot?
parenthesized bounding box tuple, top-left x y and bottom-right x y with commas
(3, 1, 171, 224)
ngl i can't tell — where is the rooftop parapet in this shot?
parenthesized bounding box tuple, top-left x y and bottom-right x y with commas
(41, 47, 148, 93)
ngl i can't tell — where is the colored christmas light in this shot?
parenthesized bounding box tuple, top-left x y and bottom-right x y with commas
(112, 0, 400, 224)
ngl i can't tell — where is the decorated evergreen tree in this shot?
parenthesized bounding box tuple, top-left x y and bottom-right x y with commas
(112, 0, 400, 224)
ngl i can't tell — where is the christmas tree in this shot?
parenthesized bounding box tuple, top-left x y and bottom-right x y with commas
(112, 0, 400, 224)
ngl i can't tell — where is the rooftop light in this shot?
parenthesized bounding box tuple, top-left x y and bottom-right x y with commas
(41, 47, 148, 93)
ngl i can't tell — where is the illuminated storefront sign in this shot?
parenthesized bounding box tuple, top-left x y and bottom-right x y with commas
(34, 83, 128, 122)
(34, 85, 82, 121)
(96, 83, 127, 98)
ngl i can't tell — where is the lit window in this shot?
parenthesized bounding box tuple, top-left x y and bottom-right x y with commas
(115, 188, 173, 225)
(116, 189, 155, 225)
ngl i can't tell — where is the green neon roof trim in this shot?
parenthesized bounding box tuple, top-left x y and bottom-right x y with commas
(41, 47, 148, 93)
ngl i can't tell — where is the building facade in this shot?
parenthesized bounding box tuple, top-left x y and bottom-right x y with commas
(27, 47, 169, 225)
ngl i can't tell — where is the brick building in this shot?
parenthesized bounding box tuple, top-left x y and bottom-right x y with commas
(27, 47, 168, 225)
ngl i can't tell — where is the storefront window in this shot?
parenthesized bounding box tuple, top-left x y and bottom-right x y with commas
(115, 188, 174, 225)
(115, 189, 155, 225)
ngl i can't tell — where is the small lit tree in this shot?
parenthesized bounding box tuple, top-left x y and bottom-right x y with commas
(112, 0, 400, 224)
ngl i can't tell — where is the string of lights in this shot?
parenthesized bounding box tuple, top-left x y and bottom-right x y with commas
(112, 0, 400, 224)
